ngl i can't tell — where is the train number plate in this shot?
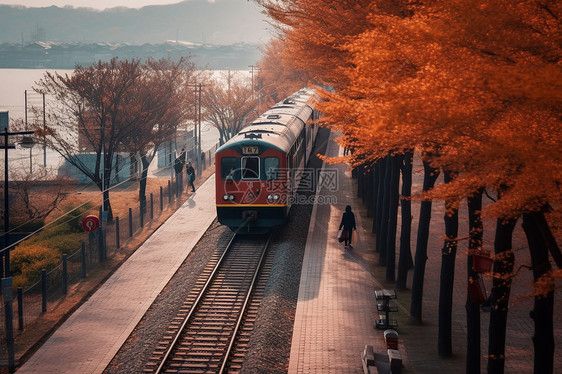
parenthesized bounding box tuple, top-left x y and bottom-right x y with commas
(242, 146, 259, 155)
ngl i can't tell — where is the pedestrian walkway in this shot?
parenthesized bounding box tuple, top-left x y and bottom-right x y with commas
(17, 175, 217, 374)
(288, 135, 394, 373)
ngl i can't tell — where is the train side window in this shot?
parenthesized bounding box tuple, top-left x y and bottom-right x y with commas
(242, 157, 260, 179)
(221, 157, 239, 180)
(264, 157, 280, 180)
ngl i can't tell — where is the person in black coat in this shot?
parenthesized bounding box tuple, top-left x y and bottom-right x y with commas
(339, 205, 356, 249)
(185, 161, 196, 192)
(174, 148, 186, 189)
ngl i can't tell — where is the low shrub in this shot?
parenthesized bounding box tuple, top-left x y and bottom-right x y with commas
(11, 243, 60, 289)
(40, 202, 94, 238)
(36, 232, 86, 256)
(10, 203, 93, 288)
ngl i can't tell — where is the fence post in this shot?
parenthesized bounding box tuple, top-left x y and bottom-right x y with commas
(41, 269, 47, 313)
(88, 232, 94, 265)
(98, 227, 104, 262)
(17, 287, 23, 331)
(168, 180, 172, 203)
(160, 186, 163, 211)
(129, 208, 133, 237)
(81, 241, 86, 278)
(150, 193, 154, 220)
(2, 277, 15, 371)
(62, 254, 68, 295)
(140, 200, 144, 228)
(115, 216, 120, 249)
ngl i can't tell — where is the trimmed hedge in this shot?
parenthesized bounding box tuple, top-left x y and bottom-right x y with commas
(10, 203, 93, 288)
(11, 244, 60, 289)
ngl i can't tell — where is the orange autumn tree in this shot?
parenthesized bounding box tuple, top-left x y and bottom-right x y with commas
(256, 0, 374, 90)
(257, 0, 561, 372)
(319, 1, 561, 372)
(257, 38, 310, 106)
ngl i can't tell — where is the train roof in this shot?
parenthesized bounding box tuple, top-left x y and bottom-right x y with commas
(216, 88, 318, 154)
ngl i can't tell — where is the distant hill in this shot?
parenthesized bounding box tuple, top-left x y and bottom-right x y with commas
(0, 0, 271, 45)
(0, 40, 262, 70)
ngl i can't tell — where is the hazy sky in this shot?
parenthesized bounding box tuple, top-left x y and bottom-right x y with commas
(0, 1, 193, 10)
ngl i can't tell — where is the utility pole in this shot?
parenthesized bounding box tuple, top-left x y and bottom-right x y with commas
(188, 83, 204, 176)
(43, 92, 46, 167)
(249, 65, 261, 113)
(197, 83, 202, 176)
(25, 90, 32, 173)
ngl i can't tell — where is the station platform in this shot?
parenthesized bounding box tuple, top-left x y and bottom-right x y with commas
(17, 175, 217, 374)
(287, 135, 393, 373)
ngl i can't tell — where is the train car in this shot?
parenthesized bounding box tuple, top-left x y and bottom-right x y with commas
(215, 88, 320, 233)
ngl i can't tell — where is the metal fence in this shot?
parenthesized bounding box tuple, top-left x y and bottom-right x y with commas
(0, 144, 218, 368)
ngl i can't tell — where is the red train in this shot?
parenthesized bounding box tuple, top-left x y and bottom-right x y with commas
(215, 88, 320, 233)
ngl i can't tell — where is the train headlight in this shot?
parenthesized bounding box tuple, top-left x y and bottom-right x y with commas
(268, 194, 280, 203)
(223, 194, 230, 201)
(228, 194, 235, 201)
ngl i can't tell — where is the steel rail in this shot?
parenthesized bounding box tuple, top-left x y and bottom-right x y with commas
(219, 234, 271, 373)
(154, 232, 237, 374)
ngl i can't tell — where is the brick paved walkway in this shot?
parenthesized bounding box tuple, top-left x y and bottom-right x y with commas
(17, 176, 217, 374)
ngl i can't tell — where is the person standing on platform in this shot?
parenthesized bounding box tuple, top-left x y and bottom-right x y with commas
(174, 148, 186, 190)
(186, 161, 196, 192)
(339, 205, 356, 249)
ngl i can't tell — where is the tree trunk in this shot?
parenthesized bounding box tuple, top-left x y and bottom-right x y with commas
(102, 157, 113, 222)
(522, 212, 554, 374)
(369, 165, 378, 220)
(466, 191, 483, 374)
(378, 155, 391, 265)
(397, 151, 413, 290)
(386, 154, 401, 282)
(438, 171, 458, 357)
(138, 155, 151, 214)
(357, 163, 364, 199)
(410, 161, 440, 324)
(373, 159, 383, 235)
(487, 217, 516, 374)
(366, 167, 374, 217)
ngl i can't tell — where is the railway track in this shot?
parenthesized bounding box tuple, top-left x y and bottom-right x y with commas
(144, 232, 273, 374)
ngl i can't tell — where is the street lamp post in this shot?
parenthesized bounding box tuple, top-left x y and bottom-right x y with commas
(1, 128, 34, 371)
(1, 129, 35, 277)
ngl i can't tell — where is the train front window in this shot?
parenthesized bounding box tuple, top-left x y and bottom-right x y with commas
(242, 157, 259, 179)
(221, 157, 239, 180)
(264, 157, 280, 180)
